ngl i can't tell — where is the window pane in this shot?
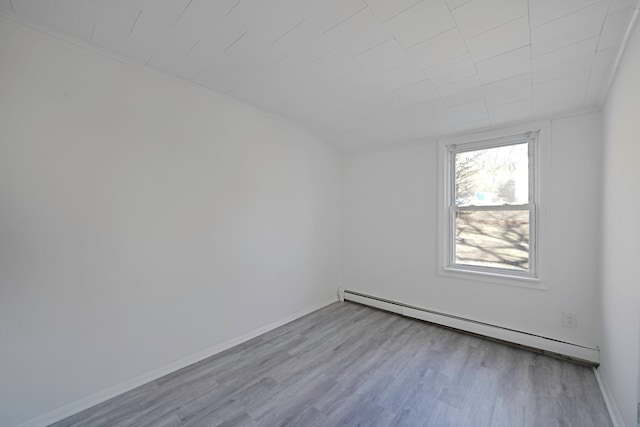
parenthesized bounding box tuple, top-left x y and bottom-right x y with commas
(455, 143, 528, 206)
(455, 210, 529, 271)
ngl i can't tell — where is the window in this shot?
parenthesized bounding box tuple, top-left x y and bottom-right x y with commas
(442, 131, 538, 280)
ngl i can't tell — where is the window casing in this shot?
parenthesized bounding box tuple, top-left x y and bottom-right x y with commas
(443, 132, 538, 280)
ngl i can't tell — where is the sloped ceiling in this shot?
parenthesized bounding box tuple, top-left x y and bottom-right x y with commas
(1, 0, 637, 153)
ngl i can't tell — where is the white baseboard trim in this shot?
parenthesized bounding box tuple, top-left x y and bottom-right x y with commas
(593, 367, 625, 427)
(15, 296, 338, 427)
(341, 288, 600, 364)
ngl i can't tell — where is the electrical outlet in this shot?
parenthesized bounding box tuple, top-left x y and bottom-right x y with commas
(562, 312, 578, 328)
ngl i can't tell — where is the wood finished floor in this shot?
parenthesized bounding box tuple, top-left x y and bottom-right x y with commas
(51, 302, 612, 427)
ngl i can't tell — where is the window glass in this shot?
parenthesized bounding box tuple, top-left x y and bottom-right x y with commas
(455, 210, 530, 271)
(455, 143, 529, 207)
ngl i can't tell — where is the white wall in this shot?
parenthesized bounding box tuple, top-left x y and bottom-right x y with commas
(601, 17, 640, 427)
(0, 17, 341, 427)
(344, 111, 603, 349)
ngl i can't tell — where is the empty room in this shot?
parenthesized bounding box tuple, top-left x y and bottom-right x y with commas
(1, 0, 639, 426)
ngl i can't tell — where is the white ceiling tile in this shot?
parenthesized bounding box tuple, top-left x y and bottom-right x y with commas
(447, 99, 488, 124)
(533, 100, 584, 117)
(465, 16, 530, 62)
(598, 8, 635, 51)
(609, 0, 639, 13)
(476, 45, 531, 84)
(532, 69, 590, 109)
(284, 0, 367, 32)
(383, 0, 456, 48)
(366, 0, 423, 22)
(0, 0, 11, 10)
(92, 2, 146, 55)
(488, 98, 532, 123)
(243, 2, 305, 45)
(270, 20, 334, 58)
(353, 38, 412, 74)
(323, 8, 394, 57)
(585, 45, 618, 105)
(532, 37, 597, 84)
(366, 62, 429, 90)
(452, 0, 528, 39)
(530, 1, 608, 57)
(447, 0, 472, 10)
(482, 73, 531, 108)
(455, 118, 491, 131)
(119, 2, 189, 59)
(132, 0, 192, 24)
(437, 75, 481, 96)
(442, 86, 485, 107)
(424, 53, 477, 87)
(407, 29, 468, 68)
(528, 0, 601, 28)
(393, 79, 441, 104)
(290, 36, 340, 67)
(6, 0, 623, 152)
(306, 50, 362, 83)
(168, 1, 230, 41)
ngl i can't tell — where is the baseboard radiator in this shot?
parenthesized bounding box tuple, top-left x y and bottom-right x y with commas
(339, 288, 600, 366)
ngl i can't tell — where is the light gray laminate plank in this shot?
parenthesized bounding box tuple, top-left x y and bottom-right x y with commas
(49, 302, 613, 427)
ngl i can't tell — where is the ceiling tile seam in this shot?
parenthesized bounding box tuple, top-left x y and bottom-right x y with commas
(173, 0, 193, 28)
(594, 3, 619, 51)
(531, 35, 599, 59)
(526, 0, 533, 56)
(580, 53, 600, 106)
(449, 11, 480, 87)
(597, 8, 634, 51)
(190, 67, 205, 81)
(322, 5, 369, 34)
(446, 0, 470, 13)
(404, 25, 459, 50)
(419, 51, 471, 84)
(226, 0, 244, 17)
(223, 30, 248, 52)
(271, 19, 306, 45)
(262, 54, 288, 72)
(474, 44, 531, 67)
(353, 37, 394, 57)
(293, 75, 317, 88)
(598, 0, 640, 106)
(145, 51, 155, 64)
(582, 1, 640, 105)
(370, 0, 423, 23)
(305, 46, 340, 66)
(479, 71, 531, 89)
(90, 23, 95, 43)
(128, 9, 142, 38)
(8, 0, 12, 11)
(409, 32, 471, 72)
(463, 12, 530, 43)
(332, 66, 365, 83)
(186, 39, 200, 55)
(529, 0, 608, 30)
(435, 12, 477, 92)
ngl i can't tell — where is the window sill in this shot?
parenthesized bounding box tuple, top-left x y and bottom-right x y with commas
(439, 267, 548, 291)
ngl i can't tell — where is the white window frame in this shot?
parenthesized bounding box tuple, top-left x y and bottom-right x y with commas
(437, 122, 549, 288)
